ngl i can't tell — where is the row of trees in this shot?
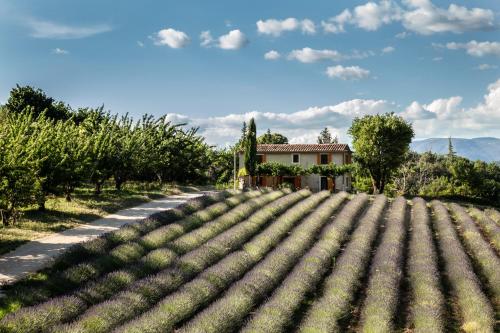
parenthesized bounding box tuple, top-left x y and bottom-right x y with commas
(0, 85, 228, 224)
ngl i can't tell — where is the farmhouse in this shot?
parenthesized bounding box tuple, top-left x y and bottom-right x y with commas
(239, 143, 353, 192)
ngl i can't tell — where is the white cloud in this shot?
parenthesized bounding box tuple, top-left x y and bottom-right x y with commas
(199, 30, 214, 47)
(137, 41, 144, 47)
(28, 19, 112, 39)
(432, 56, 443, 61)
(353, 0, 402, 31)
(164, 80, 500, 145)
(288, 47, 343, 63)
(264, 50, 281, 60)
(321, 0, 496, 35)
(402, 0, 495, 35)
(326, 65, 371, 80)
(321, 9, 352, 34)
(256, 18, 316, 36)
(218, 29, 248, 50)
(382, 46, 395, 54)
(395, 31, 410, 38)
(476, 64, 498, 71)
(52, 47, 69, 55)
(445, 41, 500, 57)
(154, 28, 190, 48)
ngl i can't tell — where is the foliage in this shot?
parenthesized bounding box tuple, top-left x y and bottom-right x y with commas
(244, 118, 257, 177)
(0, 86, 216, 223)
(349, 113, 414, 194)
(317, 127, 337, 144)
(257, 129, 288, 144)
(255, 162, 305, 177)
(5, 85, 70, 121)
(309, 163, 352, 178)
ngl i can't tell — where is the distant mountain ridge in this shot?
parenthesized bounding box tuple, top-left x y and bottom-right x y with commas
(410, 137, 500, 163)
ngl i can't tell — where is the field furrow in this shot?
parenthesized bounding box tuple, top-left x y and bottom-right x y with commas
(469, 207, 500, 253)
(50, 190, 313, 333)
(405, 198, 445, 333)
(358, 197, 407, 333)
(241, 194, 369, 333)
(298, 195, 388, 333)
(431, 201, 495, 332)
(485, 209, 500, 225)
(114, 192, 349, 333)
(449, 203, 500, 315)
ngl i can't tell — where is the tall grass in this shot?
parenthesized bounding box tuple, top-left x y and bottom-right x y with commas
(359, 197, 407, 333)
(241, 194, 369, 333)
(449, 203, 500, 315)
(431, 201, 494, 332)
(178, 193, 357, 333)
(298, 195, 388, 333)
(112, 192, 344, 333)
(52, 190, 313, 333)
(0, 190, 274, 333)
(405, 198, 444, 333)
(469, 207, 500, 253)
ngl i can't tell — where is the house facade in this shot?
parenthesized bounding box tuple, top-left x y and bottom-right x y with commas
(238, 143, 353, 192)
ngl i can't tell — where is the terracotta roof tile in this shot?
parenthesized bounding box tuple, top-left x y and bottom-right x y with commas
(256, 143, 350, 153)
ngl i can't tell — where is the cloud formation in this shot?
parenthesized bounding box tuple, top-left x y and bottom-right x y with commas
(28, 19, 112, 39)
(264, 50, 281, 60)
(326, 65, 371, 80)
(218, 29, 248, 50)
(154, 28, 190, 48)
(257, 18, 316, 36)
(382, 46, 395, 54)
(321, 0, 496, 35)
(52, 48, 69, 55)
(444, 41, 500, 57)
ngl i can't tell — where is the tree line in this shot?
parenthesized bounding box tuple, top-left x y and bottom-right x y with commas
(0, 85, 230, 224)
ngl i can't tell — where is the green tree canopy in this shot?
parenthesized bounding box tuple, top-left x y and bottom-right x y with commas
(257, 129, 289, 144)
(5, 85, 71, 120)
(317, 127, 338, 144)
(348, 113, 414, 194)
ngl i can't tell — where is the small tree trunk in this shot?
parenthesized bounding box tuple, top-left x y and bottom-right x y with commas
(95, 182, 102, 195)
(115, 178, 124, 191)
(38, 201, 46, 211)
(65, 193, 72, 202)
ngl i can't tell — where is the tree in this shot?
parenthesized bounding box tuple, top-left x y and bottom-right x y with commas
(244, 118, 257, 181)
(237, 121, 247, 149)
(348, 113, 414, 194)
(5, 85, 70, 120)
(257, 129, 289, 144)
(317, 127, 338, 144)
(447, 137, 456, 159)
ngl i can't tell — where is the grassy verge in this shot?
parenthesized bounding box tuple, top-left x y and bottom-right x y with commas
(0, 182, 204, 256)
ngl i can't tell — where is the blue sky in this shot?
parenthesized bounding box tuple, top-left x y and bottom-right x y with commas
(1, 0, 499, 145)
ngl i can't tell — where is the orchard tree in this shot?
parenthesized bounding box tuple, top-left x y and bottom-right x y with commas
(348, 113, 414, 194)
(5, 85, 70, 120)
(258, 129, 289, 144)
(244, 118, 257, 180)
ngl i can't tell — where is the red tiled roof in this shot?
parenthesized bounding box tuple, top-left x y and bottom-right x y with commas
(256, 143, 350, 153)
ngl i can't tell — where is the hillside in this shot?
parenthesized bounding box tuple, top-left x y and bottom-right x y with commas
(411, 137, 500, 162)
(1, 189, 498, 332)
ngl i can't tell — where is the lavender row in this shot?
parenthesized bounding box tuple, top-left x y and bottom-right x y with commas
(298, 195, 388, 333)
(178, 193, 357, 333)
(469, 207, 500, 253)
(52, 190, 312, 333)
(359, 197, 407, 332)
(113, 191, 343, 333)
(431, 201, 494, 332)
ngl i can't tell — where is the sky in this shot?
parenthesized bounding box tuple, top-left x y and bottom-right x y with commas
(1, 0, 499, 146)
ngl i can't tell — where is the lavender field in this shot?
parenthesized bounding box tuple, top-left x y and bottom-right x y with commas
(0, 189, 499, 333)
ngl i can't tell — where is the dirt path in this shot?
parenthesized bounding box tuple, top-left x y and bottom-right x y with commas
(0, 192, 207, 286)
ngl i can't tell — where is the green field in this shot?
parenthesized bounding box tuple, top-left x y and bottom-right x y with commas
(0, 189, 499, 333)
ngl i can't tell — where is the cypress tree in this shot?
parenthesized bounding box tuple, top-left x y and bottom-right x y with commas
(245, 118, 257, 182)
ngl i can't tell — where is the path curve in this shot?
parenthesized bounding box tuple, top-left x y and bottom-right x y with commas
(0, 192, 209, 286)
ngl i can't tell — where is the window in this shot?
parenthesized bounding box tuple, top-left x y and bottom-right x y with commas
(292, 153, 300, 164)
(320, 154, 329, 165)
(256, 154, 264, 164)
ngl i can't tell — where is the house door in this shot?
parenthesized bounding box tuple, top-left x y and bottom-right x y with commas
(320, 176, 328, 190)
